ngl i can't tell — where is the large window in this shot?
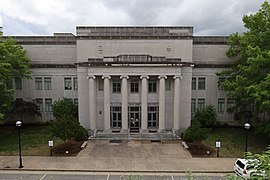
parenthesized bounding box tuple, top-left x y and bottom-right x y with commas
(110, 106, 122, 128)
(45, 98, 52, 112)
(98, 79, 104, 91)
(44, 77, 52, 90)
(227, 98, 235, 112)
(64, 77, 72, 90)
(112, 81, 121, 93)
(15, 78, 22, 90)
(218, 98, 225, 113)
(198, 77, 206, 90)
(166, 79, 171, 91)
(35, 77, 42, 90)
(148, 80, 157, 93)
(130, 80, 139, 93)
(36, 98, 43, 112)
(218, 77, 226, 90)
(148, 106, 159, 128)
(73, 77, 78, 90)
(197, 98, 205, 111)
(192, 77, 196, 90)
(191, 98, 196, 113)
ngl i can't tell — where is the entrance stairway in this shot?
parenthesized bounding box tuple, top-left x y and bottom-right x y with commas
(89, 130, 179, 141)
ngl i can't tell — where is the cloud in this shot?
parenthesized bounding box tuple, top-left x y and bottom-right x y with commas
(0, 0, 266, 36)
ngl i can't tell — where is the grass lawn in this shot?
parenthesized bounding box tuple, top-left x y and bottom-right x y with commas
(202, 127, 270, 158)
(0, 125, 62, 156)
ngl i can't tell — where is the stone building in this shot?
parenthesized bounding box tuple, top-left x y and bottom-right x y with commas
(6, 26, 233, 136)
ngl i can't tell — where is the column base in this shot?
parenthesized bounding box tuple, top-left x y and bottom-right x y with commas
(140, 129, 149, 134)
(103, 129, 112, 133)
(172, 129, 181, 139)
(120, 129, 128, 134)
(158, 129, 166, 133)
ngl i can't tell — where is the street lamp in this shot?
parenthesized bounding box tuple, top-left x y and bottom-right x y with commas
(244, 122, 251, 153)
(16, 121, 23, 168)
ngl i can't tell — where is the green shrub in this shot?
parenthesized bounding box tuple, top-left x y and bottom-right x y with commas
(52, 98, 78, 119)
(183, 120, 208, 142)
(194, 105, 217, 128)
(75, 126, 88, 141)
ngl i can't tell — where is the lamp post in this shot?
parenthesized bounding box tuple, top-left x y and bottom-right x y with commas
(16, 121, 23, 168)
(244, 122, 251, 153)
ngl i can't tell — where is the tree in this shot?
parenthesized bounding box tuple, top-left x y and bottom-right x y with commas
(0, 37, 31, 123)
(8, 99, 41, 122)
(52, 98, 78, 119)
(217, 2, 270, 127)
(194, 105, 217, 128)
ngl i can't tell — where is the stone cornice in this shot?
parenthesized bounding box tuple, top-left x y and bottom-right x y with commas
(193, 64, 231, 68)
(2, 36, 76, 45)
(30, 64, 76, 68)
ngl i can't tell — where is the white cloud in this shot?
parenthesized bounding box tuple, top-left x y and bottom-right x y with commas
(0, 0, 266, 35)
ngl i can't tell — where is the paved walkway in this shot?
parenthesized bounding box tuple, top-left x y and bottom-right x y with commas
(0, 140, 236, 173)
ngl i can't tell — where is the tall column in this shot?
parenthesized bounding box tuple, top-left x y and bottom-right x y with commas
(120, 75, 129, 133)
(102, 75, 111, 132)
(173, 75, 182, 134)
(88, 75, 96, 131)
(158, 75, 167, 133)
(140, 75, 149, 133)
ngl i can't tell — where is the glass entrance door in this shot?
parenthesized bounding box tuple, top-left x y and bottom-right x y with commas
(129, 106, 140, 132)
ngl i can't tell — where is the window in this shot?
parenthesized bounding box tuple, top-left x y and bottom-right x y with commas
(192, 77, 196, 90)
(64, 77, 72, 90)
(218, 98, 225, 113)
(198, 77, 206, 90)
(218, 77, 226, 90)
(191, 98, 196, 113)
(148, 106, 159, 128)
(73, 77, 78, 90)
(130, 80, 139, 93)
(166, 79, 171, 91)
(45, 98, 52, 112)
(112, 81, 121, 93)
(44, 77, 51, 90)
(227, 98, 234, 112)
(148, 80, 157, 93)
(15, 78, 22, 90)
(35, 77, 42, 90)
(197, 98, 205, 111)
(36, 98, 43, 112)
(74, 98, 78, 107)
(6, 79, 13, 89)
(98, 80, 104, 91)
(110, 106, 122, 128)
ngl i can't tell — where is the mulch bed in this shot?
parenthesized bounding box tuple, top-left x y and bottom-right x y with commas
(53, 140, 83, 156)
(187, 141, 216, 157)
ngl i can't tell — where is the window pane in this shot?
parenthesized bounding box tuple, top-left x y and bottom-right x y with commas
(197, 99, 205, 111)
(36, 98, 43, 112)
(131, 81, 139, 93)
(149, 80, 157, 93)
(73, 77, 78, 90)
(6, 79, 13, 89)
(198, 77, 206, 90)
(35, 77, 42, 90)
(191, 98, 196, 112)
(166, 79, 171, 91)
(15, 78, 22, 90)
(227, 98, 234, 112)
(218, 77, 226, 90)
(45, 98, 52, 112)
(192, 77, 196, 90)
(99, 80, 104, 91)
(218, 98, 225, 113)
(44, 77, 51, 90)
(112, 81, 121, 93)
(64, 77, 72, 90)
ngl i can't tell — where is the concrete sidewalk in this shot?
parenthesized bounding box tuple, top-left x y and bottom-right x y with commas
(0, 140, 236, 173)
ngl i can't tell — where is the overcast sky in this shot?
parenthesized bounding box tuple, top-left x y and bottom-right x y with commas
(0, 0, 266, 36)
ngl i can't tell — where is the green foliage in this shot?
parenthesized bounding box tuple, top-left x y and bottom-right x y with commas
(8, 99, 41, 122)
(0, 38, 31, 123)
(194, 105, 217, 128)
(52, 98, 78, 119)
(183, 120, 208, 142)
(50, 117, 87, 142)
(74, 126, 88, 141)
(217, 2, 270, 128)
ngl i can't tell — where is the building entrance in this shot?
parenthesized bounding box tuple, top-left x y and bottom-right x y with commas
(128, 106, 140, 133)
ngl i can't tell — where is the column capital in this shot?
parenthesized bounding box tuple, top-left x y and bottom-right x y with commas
(173, 75, 182, 79)
(87, 75, 96, 79)
(158, 75, 167, 80)
(120, 75, 129, 80)
(102, 75, 111, 79)
(140, 75, 149, 80)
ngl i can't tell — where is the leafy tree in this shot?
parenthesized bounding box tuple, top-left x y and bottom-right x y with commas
(0, 37, 31, 123)
(52, 98, 78, 119)
(183, 120, 209, 142)
(8, 99, 41, 122)
(194, 105, 217, 128)
(217, 2, 270, 128)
